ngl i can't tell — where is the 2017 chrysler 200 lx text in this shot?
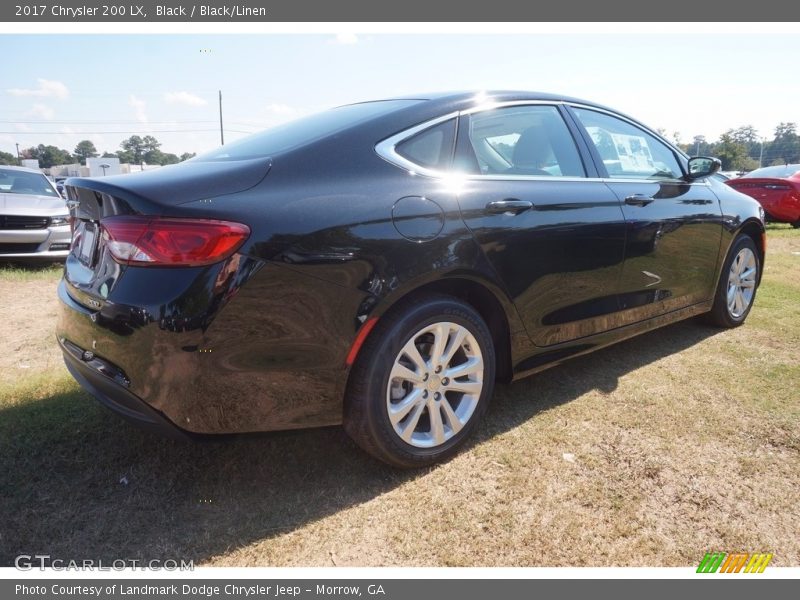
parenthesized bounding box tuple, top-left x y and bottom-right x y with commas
(57, 91, 765, 467)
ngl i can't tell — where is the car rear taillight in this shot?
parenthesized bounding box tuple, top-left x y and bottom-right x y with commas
(101, 216, 250, 267)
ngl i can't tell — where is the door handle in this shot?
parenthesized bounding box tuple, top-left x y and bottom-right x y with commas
(624, 195, 655, 207)
(485, 199, 533, 214)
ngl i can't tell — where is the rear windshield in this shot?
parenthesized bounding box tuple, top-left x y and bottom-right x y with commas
(742, 164, 800, 178)
(0, 168, 58, 197)
(195, 100, 422, 162)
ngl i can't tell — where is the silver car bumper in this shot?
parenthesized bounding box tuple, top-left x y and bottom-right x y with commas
(0, 225, 71, 259)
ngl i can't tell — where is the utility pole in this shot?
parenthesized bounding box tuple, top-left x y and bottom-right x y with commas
(15, 143, 21, 165)
(218, 90, 224, 146)
(759, 138, 765, 168)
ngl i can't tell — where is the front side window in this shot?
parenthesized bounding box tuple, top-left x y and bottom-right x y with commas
(572, 108, 683, 180)
(458, 105, 586, 177)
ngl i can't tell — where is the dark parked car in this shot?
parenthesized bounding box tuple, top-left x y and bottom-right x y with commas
(725, 164, 800, 227)
(58, 91, 765, 467)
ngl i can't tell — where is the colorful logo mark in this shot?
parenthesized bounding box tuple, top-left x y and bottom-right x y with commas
(697, 552, 773, 573)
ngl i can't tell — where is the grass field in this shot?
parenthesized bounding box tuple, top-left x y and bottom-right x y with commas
(1, 226, 798, 567)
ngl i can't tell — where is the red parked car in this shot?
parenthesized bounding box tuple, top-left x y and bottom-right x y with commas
(726, 164, 800, 227)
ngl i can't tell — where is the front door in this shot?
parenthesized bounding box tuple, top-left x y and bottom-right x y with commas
(453, 104, 627, 347)
(568, 106, 723, 323)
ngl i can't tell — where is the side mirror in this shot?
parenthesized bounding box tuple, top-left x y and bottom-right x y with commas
(686, 156, 721, 180)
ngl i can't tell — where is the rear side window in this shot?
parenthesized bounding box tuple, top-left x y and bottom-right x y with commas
(395, 119, 456, 170)
(195, 100, 422, 161)
(572, 108, 683, 180)
(457, 105, 586, 177)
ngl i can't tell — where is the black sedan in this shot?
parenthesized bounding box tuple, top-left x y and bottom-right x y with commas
(58, 91, 765, 467)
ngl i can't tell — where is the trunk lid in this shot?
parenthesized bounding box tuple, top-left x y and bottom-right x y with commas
(63, 157, 270, 311)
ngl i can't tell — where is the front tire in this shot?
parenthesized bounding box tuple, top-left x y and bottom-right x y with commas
(344, 294, 496, 468)
(706, 234, 760, 328)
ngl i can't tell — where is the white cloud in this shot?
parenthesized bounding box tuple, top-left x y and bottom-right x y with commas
(7, 78, 69, 100)
(25, 103, 55, 120)
(333, 33, 359, 45)
(164, 91, 208, 107)
(264, 103, 300, 117)
(129, 95, 148, 123)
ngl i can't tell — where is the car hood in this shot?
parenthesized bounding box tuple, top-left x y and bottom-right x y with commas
(0, 192, 68, 216)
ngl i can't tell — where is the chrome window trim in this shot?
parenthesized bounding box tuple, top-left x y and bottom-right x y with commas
(374, 111, 460, 179)
(374, 100, 708, 187)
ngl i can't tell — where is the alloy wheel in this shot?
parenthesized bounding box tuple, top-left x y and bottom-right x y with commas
(386, 322, 484, 448)
(727, 247, 757, 319)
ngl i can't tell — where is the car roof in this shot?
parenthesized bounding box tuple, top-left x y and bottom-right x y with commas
(0, 165, 45, 174)
(353, 90, 655, 139)
(365, 90, 610, 113)
(382, 90, 595, 104)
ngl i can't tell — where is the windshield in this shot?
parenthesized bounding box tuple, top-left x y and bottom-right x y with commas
(195, 100, 422, 162)
(743, 164, 800, 179)
(0, 168, 59, 197)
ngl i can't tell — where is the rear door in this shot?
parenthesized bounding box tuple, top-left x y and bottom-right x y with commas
(567, 106, 723, 323)
(454, 103, 627, 347)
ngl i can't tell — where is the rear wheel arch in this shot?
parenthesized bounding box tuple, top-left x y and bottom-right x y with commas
(343, 290, 498, 467)
(350, 277, 515, 384)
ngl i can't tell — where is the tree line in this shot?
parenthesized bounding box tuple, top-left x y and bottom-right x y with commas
(0, 136, 197, 168)
(2, 122, 799, 173)
(660, 123, 799, 171)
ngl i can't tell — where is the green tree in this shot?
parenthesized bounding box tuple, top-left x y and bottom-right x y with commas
(120, 135, 163, 164)
(768, 122, 800, 165)
(73, 140, 98, 164)
(0, 150, 18, 165)
(730, 125, 759, 145)
(21, 144, 75, 169)
(690, 135, 710, 156)
(180, 152, 196, 162)
(141, 135, 161, 154)
(120, 135, 146, 163)
(143, 148, 180, 165)
(160, 152, 180, 165)
(711, 130, 747, 170)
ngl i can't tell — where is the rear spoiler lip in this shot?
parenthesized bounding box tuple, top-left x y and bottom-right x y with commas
(64, 157, 273, 215)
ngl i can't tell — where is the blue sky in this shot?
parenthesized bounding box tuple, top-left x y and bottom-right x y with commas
(1, 33, 798, 158)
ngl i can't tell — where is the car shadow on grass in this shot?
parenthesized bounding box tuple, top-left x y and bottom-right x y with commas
(0, 319, 720, 566)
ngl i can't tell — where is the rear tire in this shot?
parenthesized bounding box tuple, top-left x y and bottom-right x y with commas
(344, 294, 495, 468)
(705, 234, 760, 328)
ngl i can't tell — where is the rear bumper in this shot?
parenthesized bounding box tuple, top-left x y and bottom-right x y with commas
(56, 259, 349, 436)
(59, 335, 191, 441)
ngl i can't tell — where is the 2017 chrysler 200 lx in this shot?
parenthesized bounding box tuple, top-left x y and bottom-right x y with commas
(58, 91, 765, 467)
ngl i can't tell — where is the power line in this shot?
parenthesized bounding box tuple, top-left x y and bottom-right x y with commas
(0, 119, 220, 124)
(1, 129, 222, 134)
